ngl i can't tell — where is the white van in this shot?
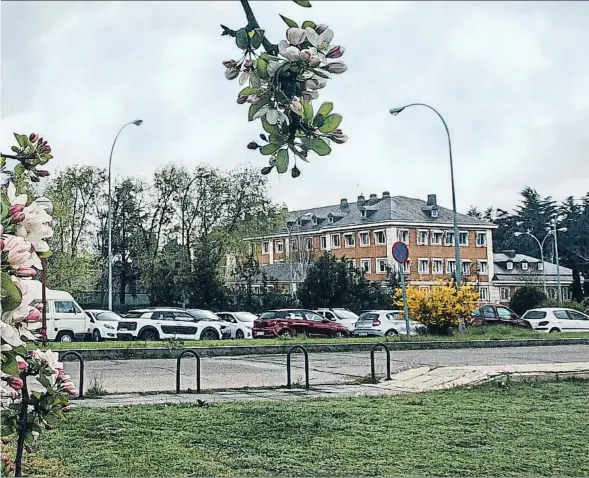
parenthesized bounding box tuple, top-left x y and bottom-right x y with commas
(26, 280, 90, 342)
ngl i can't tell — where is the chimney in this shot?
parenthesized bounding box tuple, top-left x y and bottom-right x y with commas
(503, 250, 516, 258)
(427, 194, 437, 206)
(368, 193, 378, 205)
(357, 194, 365, 207)
(340, 198, 348, 209)
(382, 191, 390, 199)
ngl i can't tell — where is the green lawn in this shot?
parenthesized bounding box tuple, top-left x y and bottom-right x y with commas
(20, 380, 589, 476)
(32, 325, 589, 351)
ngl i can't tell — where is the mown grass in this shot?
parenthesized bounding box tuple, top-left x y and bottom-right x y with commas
(31, 325, 589, 351)
(18, 379, 589, 476)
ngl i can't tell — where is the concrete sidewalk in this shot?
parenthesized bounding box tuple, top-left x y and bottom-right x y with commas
(72, 361, 589, 408)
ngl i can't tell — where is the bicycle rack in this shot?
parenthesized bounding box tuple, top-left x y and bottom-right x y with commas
(176, 349, 201, 394)
(59, 351, 85, 399)
(370, 343, 391, 382)
(286, 345, 309, 389)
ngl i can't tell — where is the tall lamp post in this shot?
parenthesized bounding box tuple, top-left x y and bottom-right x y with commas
(35, 196, 53, 346)
(552, 220, 567, 304)
(107, 119, 143, 311)
(286, 212, 310, 296)
(389, 103, 462, 289)
(513, 230, 550, 295)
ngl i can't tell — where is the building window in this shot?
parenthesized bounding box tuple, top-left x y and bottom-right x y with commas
(445, 232, 455, 246)
(331, 234, 340, 248)
(374, 230, 386, 245)
(321, 236, 328, 250)
(458, 232, 469, 247)
(431, 209, 439, 218)
(478, 260, 488, 275)
(506, 261, 513, 270)
(417, 230, 429, 245)
(397, 229, 409, 244)
(461, 261, 471, 276)
(418, 259, 430, 274)
(306, 237, 313, 251)
(327, 215, 334, 224)
(252, 285, 261, 294)
(400, 261, 411, 274)
(275, 240, 283, 253)
(500, 287, 510, 301)
(418, 286, 430, 293)
(359, 232, 370, 247)
(346, 258, 356, 269)
(479, 287, 489, 301)
(266, 285, 275, 291)
(360, 210, 367, 219)
(521, 261, 528, 270)
(476, 232, 487, 247)
(376, 258, 388, 274)
(262, 242, 269, 254)
(432, 259, 443, 275)
(446, 259, 456, 275)
(361, 259, 371, 274)
(538, 262, 544, 271)
(431, 231, 443, 245)
(291, 239, 299, 251)
(344, 233, 355, 248)
(548, 287, 556, 299)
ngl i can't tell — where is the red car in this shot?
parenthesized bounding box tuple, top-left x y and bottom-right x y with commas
(253, 309, 350, 339)
(470, 304, 531, 328)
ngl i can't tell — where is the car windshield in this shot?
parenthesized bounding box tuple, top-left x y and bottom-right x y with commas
(524, 310, 547, 319)
(95, 311, 120, 321)
(334, 309, 358, 320)
(125, 311, 145, 318)
(189, 310, 221, 321)
(235, 312, 257, 322)
(358, 313, 379, 321)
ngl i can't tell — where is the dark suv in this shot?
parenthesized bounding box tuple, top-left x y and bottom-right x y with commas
(470, 304, 531, 328)
(253, 309, 350, 338)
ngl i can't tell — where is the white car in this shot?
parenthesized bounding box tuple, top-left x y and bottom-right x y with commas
(188, 309, 251, 339)
(117, 308, 226, 341)
(84, 309, 120, 341)
(521, 308, 589, 333)
(216, 311, 257, 333)
(315, 308, 359, 332)
(352, 310, 425, 337)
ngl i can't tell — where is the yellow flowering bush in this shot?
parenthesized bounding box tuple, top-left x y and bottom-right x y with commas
(393, 281, 479, 333)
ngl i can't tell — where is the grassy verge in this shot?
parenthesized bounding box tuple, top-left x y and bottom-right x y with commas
(30, 325, 589, 351)
(18, 379, 589, 476)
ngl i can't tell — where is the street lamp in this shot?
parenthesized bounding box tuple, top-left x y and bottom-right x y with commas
(552, 221, 567, 304)
(513, 230, 550, 295)
(389, 103, 462, 289)
(35, 196, 53, 346)
(107, 119, 142, 311)
(286, 212, 310, 296)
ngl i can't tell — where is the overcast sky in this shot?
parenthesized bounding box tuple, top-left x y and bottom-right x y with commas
(2, 1, 588, 214)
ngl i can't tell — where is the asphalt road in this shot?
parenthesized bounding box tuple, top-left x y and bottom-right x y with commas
(62, 345, 589, 394)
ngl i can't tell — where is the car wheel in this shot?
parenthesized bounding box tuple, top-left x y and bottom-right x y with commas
(331, 331, 346, 338)
(57, 331, 75, 342)
(384, 329, 398, 337)
(139, 329, 159, 341)
(235, 329, 245, 339)
(201, 328, 220, 341)
(549, 328, 561, 333)
(92, 329, 101, 342)
(278, 329, 295, 338)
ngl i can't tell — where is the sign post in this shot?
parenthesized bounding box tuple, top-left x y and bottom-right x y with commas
(392, 241, 411, 338)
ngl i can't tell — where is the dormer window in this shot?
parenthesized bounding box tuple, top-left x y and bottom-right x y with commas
(328, 216, 334, 224)
(506, 261, 514, 270)
(431, 209, 438, 218)
(538, 263, 544, 271)
(361, 210, 367, 218)
(312, 217, 318, 226)
(522, 262, 529, 271)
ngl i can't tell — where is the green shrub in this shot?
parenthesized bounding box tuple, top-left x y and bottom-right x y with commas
(539, 299, 585, 312)
(509, 286, 547, 315)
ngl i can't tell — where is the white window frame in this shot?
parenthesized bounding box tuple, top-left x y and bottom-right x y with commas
(359, 231, 370, 247)
(478, 260, 488, 275)
(306, 237, 313, 251)
(343, 233, 355, 248)
(262, 241, 270, 254)
(521, 262, 528, 270)
(321, 236, 328, 250)
(360, 258, 371, 274)
(266, 284, 275, 291)
(431, 231, 443, 245)
(360, 210, 367, 219)
(500, 287, 510, 301)
(458, 231, 469, 247)
(432, 259, 444, 275)
(374, 230, 386, 246)
(537, 262, 544, 271)
(476, 232, 487, 248)
(461, 260, 471, 276)
(506, 261, 514, 270)
(376, 258, 388, 274)
(417, 230, 429, 246)
(446, 259, 456, 275)
(445, 231, 455, 246)
(274, 240, 284, 253)
(330, 234, 341, 249)
(252, 285, 261, 294)
(479, 287, 489, 301)
(400, 261, 411, 274)
(346, 258, 356, 269)
(397, 229, 409, 245)
(418, 258, 430, 274)
(431, 209, 439, 218)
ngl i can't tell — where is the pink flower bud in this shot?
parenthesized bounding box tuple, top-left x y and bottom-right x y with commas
(243, 59, 253, 69)
(0, 240, 4, 251)
(17, 358, 28, 372)
(247, 94, 261, 104)
(11, 212, 25, 223)
(287, 27, 307, 46)
(237, 96, 248, 104)
(35, 170, 50, 177)
(332, 133, 348, 144)
(10, 390, 17, 400)
(315, 24, 329, 34)
(43, 146, 51, 153)
(225, 67, 240, 80)
(247, 142, 259, 150)
(324, 62, 347, 74)
(35, 303, 44, 311)
(29, 133, 38, 142)
(222, 60, 237, 68)
(6, 376, 23, 391)
(38, 137, 44, 145)
(16, 268, 37, 278)
(9, 204, 25, 216)
(26, 308, 41, 323)
(326, 45, 345, 59)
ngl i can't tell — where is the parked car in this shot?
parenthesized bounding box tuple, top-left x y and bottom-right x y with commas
(188, 309, 249, 339)
(253, 309, 350, 338)
(353, 310, 425, 337)
(117, 308, 226, 341)
(84, 310, 121, 341)
(470, 304, 532, 328)
(216, 311, 258, 331)
(315, 308, 359, 331)
(521, 308, 589, 333)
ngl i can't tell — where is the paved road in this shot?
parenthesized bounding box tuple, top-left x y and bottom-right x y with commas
(62, 345, 589, 394)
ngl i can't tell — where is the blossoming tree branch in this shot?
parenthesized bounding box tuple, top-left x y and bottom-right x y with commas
(222, 0, 348, 178)
(1, 134, 77, 477)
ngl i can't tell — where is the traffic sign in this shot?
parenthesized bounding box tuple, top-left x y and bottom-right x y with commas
(392, 241, 409, 264)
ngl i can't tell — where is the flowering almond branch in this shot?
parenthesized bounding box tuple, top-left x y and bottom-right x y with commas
(221, 0, 348, 178)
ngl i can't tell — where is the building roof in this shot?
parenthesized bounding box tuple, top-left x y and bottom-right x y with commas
(279, 194, 493, 234)
(492, 252, 574, 283)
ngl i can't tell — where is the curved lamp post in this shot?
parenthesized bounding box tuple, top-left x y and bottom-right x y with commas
(107, 120, 143, 311)
(389, 103, 462, 289)
(513, 230, 550, 295)
(34, 196, 53, 346)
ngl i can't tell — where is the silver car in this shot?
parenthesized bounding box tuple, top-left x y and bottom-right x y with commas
(353, 310, 425, 337)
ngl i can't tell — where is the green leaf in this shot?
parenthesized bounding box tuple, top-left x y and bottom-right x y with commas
(250, 28, 264, 49)
(1, 192, 10, 220)
(293, 0, 312, 7)
(260, 53, 281, 61)
(302, 20, 316, 29)
(317, 102, 333, 118)
(269, 133, 288, 145)
(238, 87, 262, 97)
(313, 114, 325, 128)
(302, 100, 313, 121)
(319, 113, 343, 133)
(14, 133, 27, 148)
(248, 95, 270, 121)
(1, 354, 19, 376)
(14, 164, 25, 174)
(235, 28, 250, 50)
(0, 156, 5, 169)
(37, 373, 51, 388)
(261, 117, 280, 135)
(260, 143, 281, 155)
(310, 138, 331, 156)
(256, 58, 269, 80)
(275, 149, 289, 173)
(1, 272, 23, 312)
(11, 146, 19, 153)
(279, 14, 298, 28)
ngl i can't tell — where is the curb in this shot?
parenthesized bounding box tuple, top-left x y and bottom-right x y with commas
(58, 338, 589, 361)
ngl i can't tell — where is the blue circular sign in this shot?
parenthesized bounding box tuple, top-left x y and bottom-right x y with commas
(392, 241, 409, 264)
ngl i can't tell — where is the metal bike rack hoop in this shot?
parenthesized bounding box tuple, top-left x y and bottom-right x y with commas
(59, 351, 85, 399)
(176, 349, 201, 394)
(370, 343, 391, 382)
(286, 345, 310, 389)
